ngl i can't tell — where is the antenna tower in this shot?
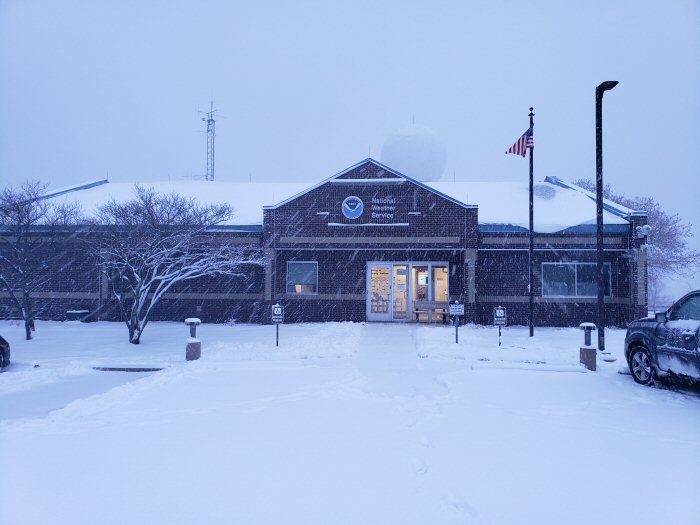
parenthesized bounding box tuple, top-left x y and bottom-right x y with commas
(201, 101, 216, 181)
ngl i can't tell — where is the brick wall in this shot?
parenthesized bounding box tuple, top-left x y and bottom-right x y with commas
(271, 249, 466, 323)
(0, 231, 264, 323)
(0, 161, 646, 328)
(475, 229, 638, 327)
(262, 160, 477, 323)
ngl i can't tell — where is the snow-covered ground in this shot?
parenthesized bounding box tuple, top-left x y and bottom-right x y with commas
(1, 320, 699, 525)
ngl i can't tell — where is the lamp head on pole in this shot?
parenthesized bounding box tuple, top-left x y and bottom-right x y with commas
(596, 81, 619, 96)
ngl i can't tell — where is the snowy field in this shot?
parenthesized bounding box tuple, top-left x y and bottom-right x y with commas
(1, 320, 699, 525)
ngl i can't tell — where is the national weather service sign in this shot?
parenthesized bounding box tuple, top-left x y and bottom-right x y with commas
(341, 196, 364, 219)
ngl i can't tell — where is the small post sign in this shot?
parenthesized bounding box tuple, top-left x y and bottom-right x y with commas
(272, 304, 284, 323)
(271, 304, 284, 347)
(493, 306, 507, 326)
(449, 303, 465, 317)
(449, 301, 465, 344)
(493, 306, 507, 347)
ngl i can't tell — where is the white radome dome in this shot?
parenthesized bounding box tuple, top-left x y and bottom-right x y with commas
(380, 124, 447, 182)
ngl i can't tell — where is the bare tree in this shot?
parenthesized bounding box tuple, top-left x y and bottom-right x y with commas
(92, 186, 263, 344)
(0, 181, 84, 340)
(572, 179, 699, 297)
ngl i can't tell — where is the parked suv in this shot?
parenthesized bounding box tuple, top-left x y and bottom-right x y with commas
(625, 291, 700, 385)
(0, 335, 9, 369)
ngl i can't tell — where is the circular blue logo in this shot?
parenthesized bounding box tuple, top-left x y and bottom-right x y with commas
(341, 196, 364, 219)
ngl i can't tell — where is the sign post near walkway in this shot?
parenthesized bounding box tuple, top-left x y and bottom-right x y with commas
(271, 304, 284, 347)
(494, 306, 507, 347)
(449, 302, 464, 344)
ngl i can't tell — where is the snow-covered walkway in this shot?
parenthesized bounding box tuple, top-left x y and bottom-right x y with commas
(1, 321, 699, 524)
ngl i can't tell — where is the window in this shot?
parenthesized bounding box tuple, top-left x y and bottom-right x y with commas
(542, 264, 576, 296)
(412, 265, 448, 302)
(412, 266, 429, 300)
(431, 266, 449, 301)
(542, 263, 611, 298)
(575, 263, 610, 297)
(286, 261, 318, 294)
(669, 294, 700, 320)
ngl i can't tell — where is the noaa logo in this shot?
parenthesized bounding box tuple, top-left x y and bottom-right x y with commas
(341, 196, 364, 219)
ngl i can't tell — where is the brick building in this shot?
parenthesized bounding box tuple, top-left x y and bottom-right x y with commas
(0, 158, 648, 326)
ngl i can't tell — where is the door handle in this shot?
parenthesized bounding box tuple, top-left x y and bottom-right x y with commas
(682, 330, 696, 341)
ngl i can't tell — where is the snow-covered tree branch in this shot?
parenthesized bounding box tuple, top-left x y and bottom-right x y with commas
(0, 181, 84, 340)
(90, 186, 263, 344)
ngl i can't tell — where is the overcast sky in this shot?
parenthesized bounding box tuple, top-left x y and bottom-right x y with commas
(1, 0, 698, 291)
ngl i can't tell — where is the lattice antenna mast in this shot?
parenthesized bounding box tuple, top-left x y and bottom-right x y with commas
(201, 101, 216, 181)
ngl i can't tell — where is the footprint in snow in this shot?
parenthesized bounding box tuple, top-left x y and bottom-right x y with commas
(443, 492, 478, 518)
(413, 458, 429, 475)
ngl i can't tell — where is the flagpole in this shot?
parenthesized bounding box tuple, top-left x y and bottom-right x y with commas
(528, 107, 535, 337)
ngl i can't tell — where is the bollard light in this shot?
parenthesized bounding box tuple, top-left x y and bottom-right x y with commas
(578, 322, 597, 348)
(185, 317, 202, 338)
(184, 317, 202, 361)
(579, 322, 597, 371)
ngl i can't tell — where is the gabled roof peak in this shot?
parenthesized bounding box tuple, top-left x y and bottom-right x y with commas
(265, 158, 475, 210)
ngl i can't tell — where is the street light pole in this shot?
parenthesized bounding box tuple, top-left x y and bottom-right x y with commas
(595, 81, 618, 354)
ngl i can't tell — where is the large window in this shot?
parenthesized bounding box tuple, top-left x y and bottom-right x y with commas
(286, 261, 318, 294)
(410, 264, 448, 303)
(542, 263, 611, 298)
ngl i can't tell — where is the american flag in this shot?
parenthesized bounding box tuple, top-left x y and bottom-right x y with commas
(505, 127, 534, 157)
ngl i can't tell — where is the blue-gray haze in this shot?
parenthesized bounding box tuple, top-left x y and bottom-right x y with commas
(1, 0, 698, 293)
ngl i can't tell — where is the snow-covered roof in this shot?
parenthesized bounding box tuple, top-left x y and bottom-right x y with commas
(43, 163, 639, 233)
(43, 179, 311, 226)
(427, 178, 631, 233)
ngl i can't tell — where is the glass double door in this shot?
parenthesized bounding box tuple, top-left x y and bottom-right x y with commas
(366, 262, 448, 322)
(367, 264, 408, 321)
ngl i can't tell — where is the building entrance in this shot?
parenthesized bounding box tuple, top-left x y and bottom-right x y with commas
(366, 262, 449, 322)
